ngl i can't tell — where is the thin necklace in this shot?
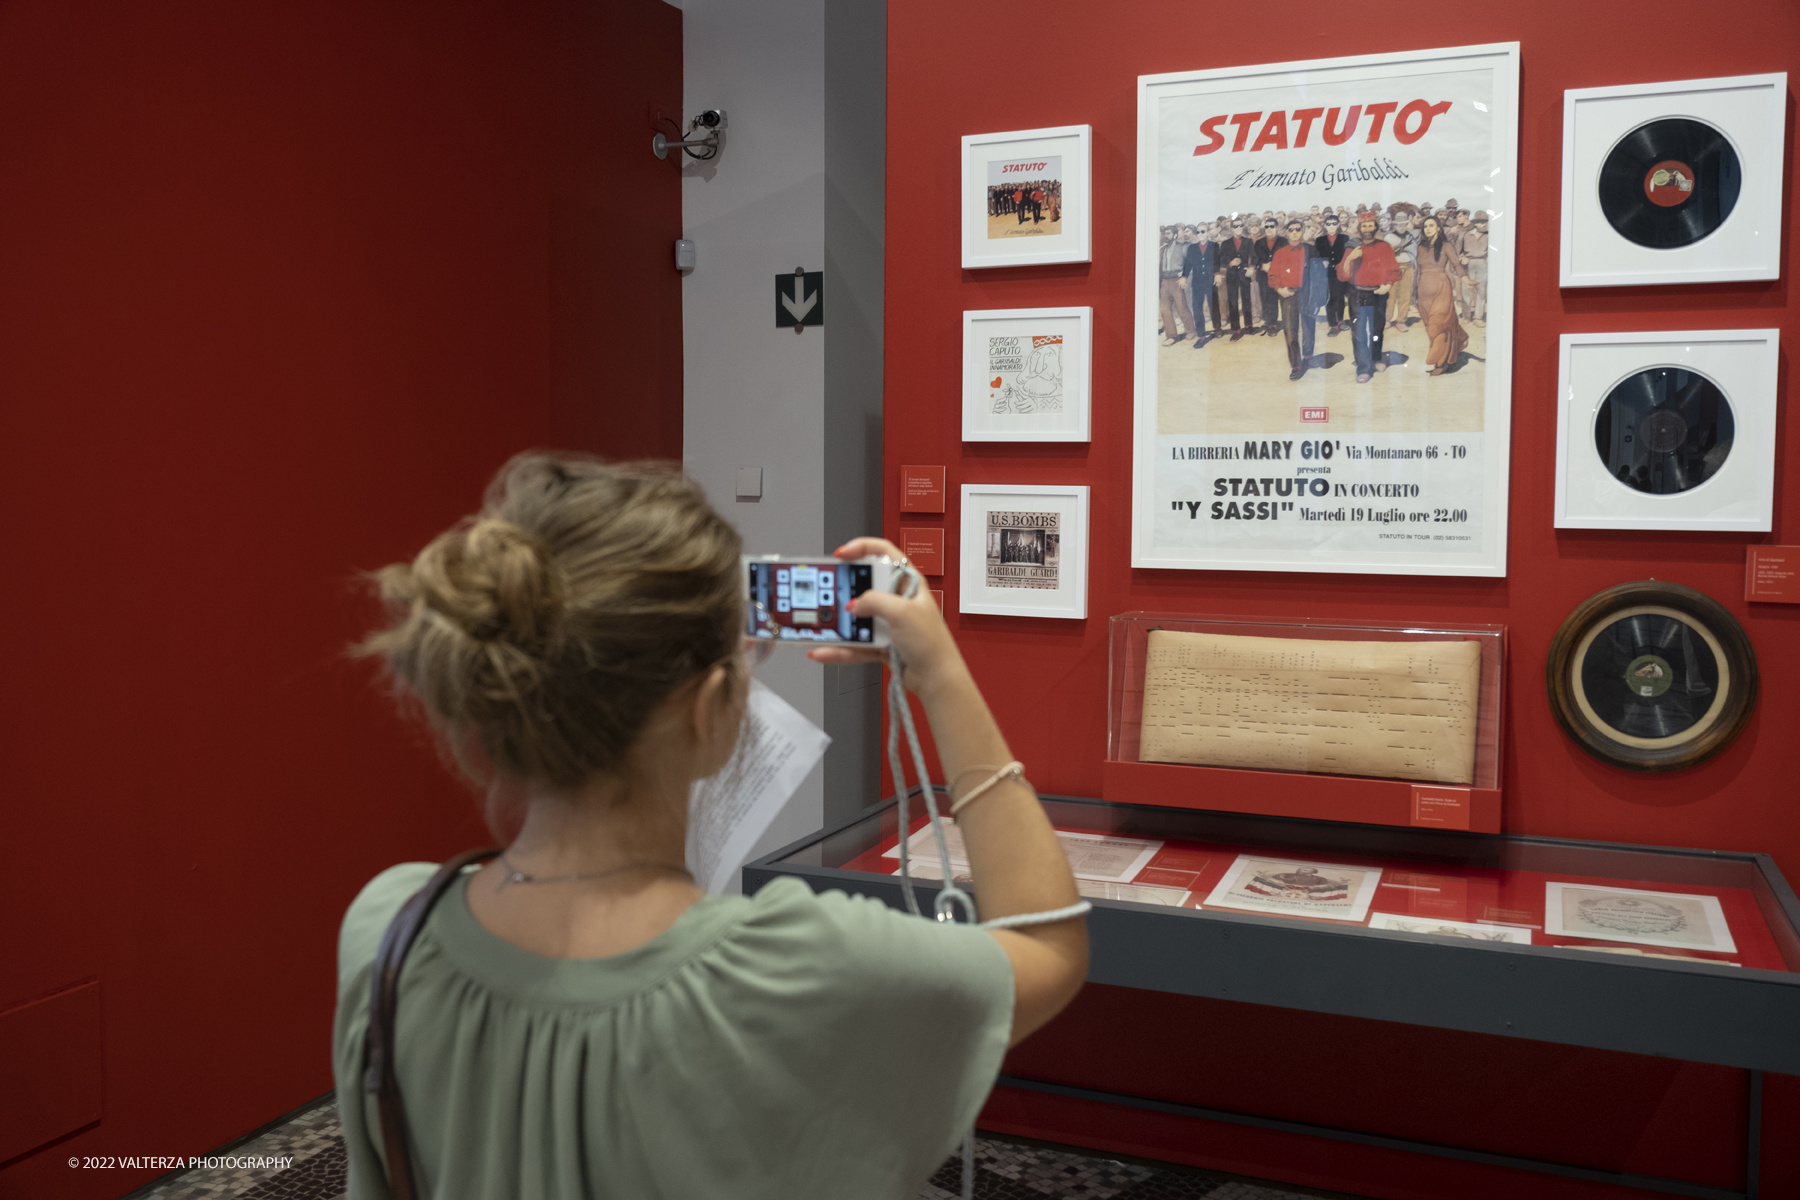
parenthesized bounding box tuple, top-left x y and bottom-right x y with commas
(496, 852, 692, 891)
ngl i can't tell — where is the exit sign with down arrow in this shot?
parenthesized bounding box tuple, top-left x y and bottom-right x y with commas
(775, 270, 823, 331)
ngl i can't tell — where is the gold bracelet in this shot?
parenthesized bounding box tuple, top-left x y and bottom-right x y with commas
(949, 761, 1028, 816)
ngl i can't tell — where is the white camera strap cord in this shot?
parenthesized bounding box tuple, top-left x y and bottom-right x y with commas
(880, 561, 1090, 1200)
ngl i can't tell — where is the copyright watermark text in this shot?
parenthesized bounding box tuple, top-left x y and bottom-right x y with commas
(69, 1156, 294, 1170)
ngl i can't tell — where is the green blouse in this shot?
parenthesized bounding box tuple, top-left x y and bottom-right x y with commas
(332, 865, 1013, 1199)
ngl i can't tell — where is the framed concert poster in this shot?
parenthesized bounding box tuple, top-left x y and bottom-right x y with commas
(961, 125, 1092, 269)
(958, 483, 1089, 619)
(1131, 44, 1519, 576)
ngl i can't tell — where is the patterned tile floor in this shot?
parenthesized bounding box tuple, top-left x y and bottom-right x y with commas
(128, 1097, 1361, 1200)
(128, 1099, 344, 1200)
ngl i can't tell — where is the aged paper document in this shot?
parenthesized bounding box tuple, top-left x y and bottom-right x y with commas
(1139, 630, 1482, 784)
(1543, 883, 1737, 954)
(685, 680, 830, 895)
(895, 863, 1191, 907)
(883, 819, 1162, 883)
(1368, 913, 1531, 944)
(1203, 854, 1383, 922)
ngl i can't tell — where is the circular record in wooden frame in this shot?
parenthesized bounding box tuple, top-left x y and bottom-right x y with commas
(1546, 580, 1757, 772)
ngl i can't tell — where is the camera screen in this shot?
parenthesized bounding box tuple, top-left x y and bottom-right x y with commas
(746, 561, 875, 643)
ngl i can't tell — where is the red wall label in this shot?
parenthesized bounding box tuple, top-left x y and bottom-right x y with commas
(1746, 546, 1799, 603)
(1410, 785, 1471, 830)
(900, 465, 946, 513)
(900, 526, 945, 576)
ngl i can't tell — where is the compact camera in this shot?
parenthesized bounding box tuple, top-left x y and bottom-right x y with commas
(742, 555, 900, 648)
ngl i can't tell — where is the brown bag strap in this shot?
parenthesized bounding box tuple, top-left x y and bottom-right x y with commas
(363, 848, 499, 1200)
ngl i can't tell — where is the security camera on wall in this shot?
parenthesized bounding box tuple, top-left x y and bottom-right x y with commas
(652, 109, 727, 161)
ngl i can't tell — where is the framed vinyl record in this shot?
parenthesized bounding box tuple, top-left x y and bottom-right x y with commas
(1560, 73, 1786, 287)
(1546, 581, 1758, 772)
(1554, 329, 1779, 531)
(960, 125, 1092, 269)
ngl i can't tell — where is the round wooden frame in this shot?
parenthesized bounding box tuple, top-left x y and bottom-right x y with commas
(1545, 581, 1758, 772)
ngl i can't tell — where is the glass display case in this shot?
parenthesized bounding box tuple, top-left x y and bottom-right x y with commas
(1105, 612, 1506, 832)
(747, 794, 1800, 1076)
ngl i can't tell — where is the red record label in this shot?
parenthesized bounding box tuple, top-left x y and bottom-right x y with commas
(1642, 159, 1695, 207)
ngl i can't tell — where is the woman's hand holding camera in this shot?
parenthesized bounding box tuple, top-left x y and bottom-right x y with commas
(805, 537, 972, 705)
(806, 536, 1087, 1045)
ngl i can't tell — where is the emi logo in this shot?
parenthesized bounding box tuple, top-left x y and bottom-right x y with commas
(1300, 407, 1329, 423)
(775, 268, 823, 333)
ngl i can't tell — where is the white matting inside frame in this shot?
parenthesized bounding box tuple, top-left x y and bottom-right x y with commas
(961, 125, 1092, 270)
(963, 307, 1092, 442)
(958, 483, 1089, 619)
(1560, 73, 1786, 288)
(1553, 328, 1778, 531)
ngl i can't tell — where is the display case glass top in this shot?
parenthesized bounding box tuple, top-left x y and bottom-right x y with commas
(766, 794, 1799, 975)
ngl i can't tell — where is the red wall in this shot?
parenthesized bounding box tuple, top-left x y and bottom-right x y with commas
(886, 3, 1799, 1196)
(0, 2, 680, 1196)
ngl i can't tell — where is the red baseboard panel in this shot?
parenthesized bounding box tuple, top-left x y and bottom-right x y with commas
(1102, 759, 1501, 834)
(0, 980, 103, 1163)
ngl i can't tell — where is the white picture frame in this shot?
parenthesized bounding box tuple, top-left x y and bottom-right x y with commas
(960, 125, 1092, 269)
(957, 483, 1088, 619)
(1131, 44, 1519, 577)
(962, 307, 1092, 442)
(1559, 74, 1786, 288)
(1554, 328, 1778, 531)
(1544, 883, 1737, 955)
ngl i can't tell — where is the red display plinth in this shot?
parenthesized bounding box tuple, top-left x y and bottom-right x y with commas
(1107, 612, 1505, 834)
(1101, 760, 1503, 834)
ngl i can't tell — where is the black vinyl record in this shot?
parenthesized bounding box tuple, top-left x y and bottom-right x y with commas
(1545, 581, 1758, 773)
(1577, 611, 1718, 740)
(1598, 118, 1741, 249)
(1593, 367, 1733, 495)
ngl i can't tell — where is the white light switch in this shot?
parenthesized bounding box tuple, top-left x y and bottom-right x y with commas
(735, 466, 763, 500)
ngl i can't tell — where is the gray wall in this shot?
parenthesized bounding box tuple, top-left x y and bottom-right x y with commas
(679, 0, 884, 874)
(821, 0, 886, 826)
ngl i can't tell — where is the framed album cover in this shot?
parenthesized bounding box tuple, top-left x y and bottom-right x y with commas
(960, 125, 1092, 269)
(962, 307, 1092, 442)
(958, 483, 1088, 619)
(1559, 74, 1787, 288)
(1554, 329, 1778, 531)
(1131, 44, 1519, 577)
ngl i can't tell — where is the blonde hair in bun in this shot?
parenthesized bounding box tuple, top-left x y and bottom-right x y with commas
(358, 452, 743, 788)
